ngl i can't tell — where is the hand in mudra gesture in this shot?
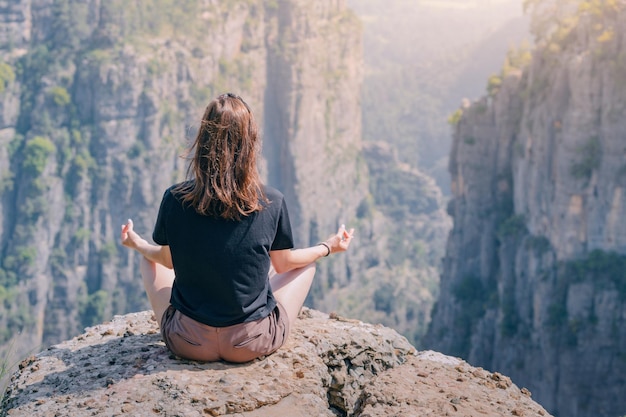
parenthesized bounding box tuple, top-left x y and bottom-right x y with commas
(324, 224, 355, 254)
(121, 219, 145, 250)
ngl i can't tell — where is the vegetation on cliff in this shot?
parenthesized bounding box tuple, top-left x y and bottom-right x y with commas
(524, 0, 623, 44)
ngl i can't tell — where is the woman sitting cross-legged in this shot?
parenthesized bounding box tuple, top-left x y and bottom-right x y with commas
(121, 93, 354, 363)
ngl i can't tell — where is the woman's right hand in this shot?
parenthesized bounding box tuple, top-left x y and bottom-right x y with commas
(121, 219, 145, 250)
(120, 219, 173, 268)
(324, 224, 355, 254)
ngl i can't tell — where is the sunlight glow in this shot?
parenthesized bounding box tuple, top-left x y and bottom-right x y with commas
(418, 0, 518, 10)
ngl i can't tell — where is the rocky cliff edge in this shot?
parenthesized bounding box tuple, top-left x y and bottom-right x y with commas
(1, 309, 550, 417)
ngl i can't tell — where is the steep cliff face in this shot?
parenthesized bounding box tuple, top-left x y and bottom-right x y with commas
(0, 0, 368, 358)
(261, 0, 370, 308)
(425, 5, 626, 417)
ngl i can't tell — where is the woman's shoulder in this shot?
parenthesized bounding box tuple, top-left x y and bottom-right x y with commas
(262, 185, 284, 201)
(167, 181, 193, 196)
(158, 181, 193, 209)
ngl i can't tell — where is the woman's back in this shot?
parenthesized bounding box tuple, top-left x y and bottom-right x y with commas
(153, 184, 293, 327)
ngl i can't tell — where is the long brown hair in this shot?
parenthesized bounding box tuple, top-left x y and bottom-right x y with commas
(175, 93, 266, 220)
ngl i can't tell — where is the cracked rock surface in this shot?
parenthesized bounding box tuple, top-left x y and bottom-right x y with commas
(1, 309, 550, 416)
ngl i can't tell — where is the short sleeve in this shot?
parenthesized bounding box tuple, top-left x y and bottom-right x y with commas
(271, 197, 294, 250)
(152, 189, 171, 245)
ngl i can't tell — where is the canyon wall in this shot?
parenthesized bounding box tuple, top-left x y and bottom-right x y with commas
(425, 5, 626, 417)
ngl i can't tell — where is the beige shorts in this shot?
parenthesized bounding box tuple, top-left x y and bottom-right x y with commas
(160, 303, 290, 363)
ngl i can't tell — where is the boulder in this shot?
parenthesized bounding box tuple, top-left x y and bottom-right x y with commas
(1, 309, 550, 416)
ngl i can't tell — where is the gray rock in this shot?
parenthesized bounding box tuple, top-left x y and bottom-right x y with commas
(1, 309, 550, 417)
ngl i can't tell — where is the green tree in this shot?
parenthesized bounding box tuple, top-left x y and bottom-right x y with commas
(523, 0, 580, 42)
(48, 86, 71, 106)
(22, 136, 55, 176)
(524, 0, 624, 44)
(0, 62, 15, 93)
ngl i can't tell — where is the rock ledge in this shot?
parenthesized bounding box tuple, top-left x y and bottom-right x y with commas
(1, 309, 551, 416)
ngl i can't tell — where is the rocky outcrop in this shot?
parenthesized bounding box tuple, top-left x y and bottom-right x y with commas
(425, 5, 626, 417)
(1, 309, 550, 417)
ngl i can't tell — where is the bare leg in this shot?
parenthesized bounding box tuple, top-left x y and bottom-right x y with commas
(140, 257, 174, 328)
(270, 263, 316, 330)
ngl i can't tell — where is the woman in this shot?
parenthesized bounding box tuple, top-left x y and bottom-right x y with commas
(121, 93, 354, 363)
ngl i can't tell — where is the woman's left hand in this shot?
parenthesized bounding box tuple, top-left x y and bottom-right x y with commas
(324, 224, 355, 254)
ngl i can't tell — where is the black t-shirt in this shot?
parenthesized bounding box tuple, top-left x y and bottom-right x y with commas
(152, 183, 294, 327)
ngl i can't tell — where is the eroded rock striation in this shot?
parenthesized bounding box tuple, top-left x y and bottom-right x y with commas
(1, 309, 550, 417)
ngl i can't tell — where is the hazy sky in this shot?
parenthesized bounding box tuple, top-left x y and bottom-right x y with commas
(419, 0, 521, 9)
(348, 0, 530, 185)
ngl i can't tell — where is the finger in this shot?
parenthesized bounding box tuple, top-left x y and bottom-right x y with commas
(121, 218, 133, 235)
